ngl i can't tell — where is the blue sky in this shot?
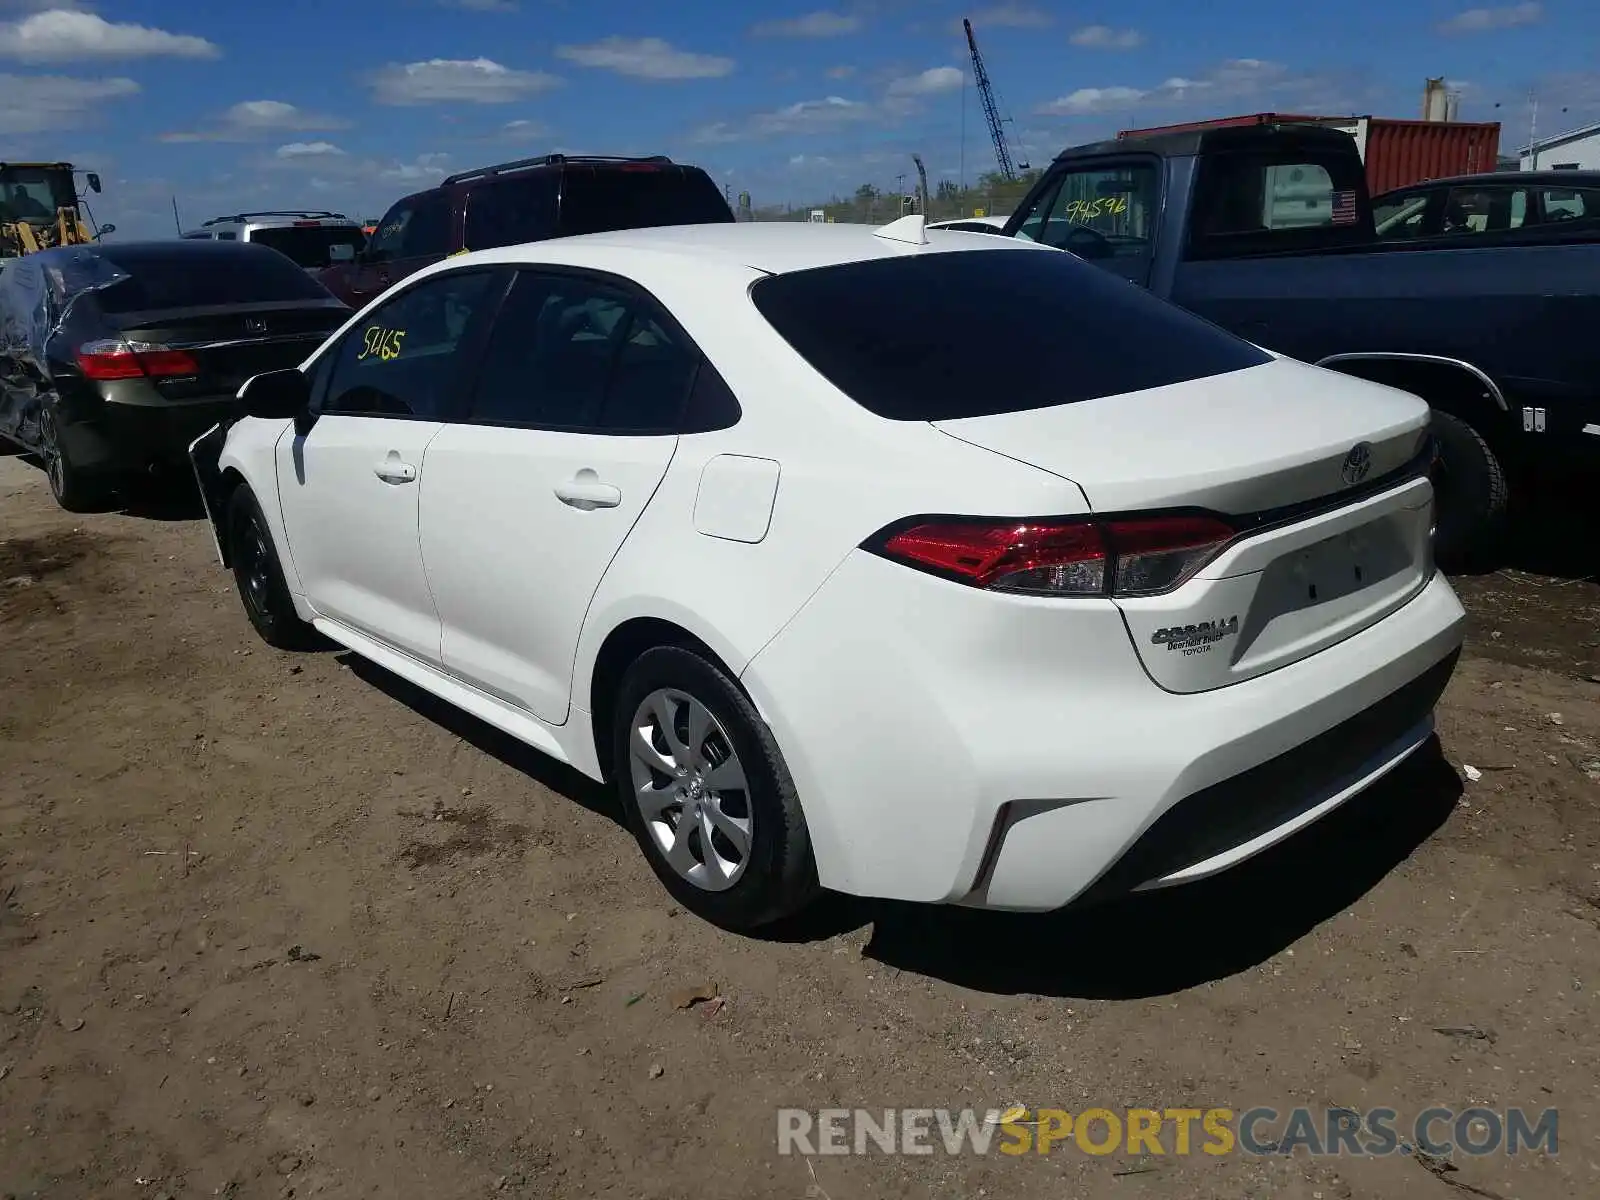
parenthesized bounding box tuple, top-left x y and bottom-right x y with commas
(1, 0, 1596, 237)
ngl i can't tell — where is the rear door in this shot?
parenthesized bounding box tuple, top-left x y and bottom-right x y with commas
(420, 268, 693, 724)
(461, 174, 558, 251)
(1005, 157, 1163, 286)
(276, 267, 504, 661)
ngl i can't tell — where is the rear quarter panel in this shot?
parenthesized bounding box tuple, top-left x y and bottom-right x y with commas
(563, 249, 1093, 722)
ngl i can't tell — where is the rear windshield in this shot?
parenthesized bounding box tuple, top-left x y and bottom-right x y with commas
(92, 244, 338, 313)
(556, 166, 735, 237)
(247, 224, 367, 268)
(749, 247, 1272, 421)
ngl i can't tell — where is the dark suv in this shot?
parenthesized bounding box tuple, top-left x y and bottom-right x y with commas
(314, 154, 735, 309)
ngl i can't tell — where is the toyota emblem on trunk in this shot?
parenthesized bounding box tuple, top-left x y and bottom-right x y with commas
(1340, 442, 1373, 486)
(245, 318, 268, 334)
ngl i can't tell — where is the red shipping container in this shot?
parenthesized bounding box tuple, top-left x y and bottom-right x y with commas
(1116, 113, 1501, 195)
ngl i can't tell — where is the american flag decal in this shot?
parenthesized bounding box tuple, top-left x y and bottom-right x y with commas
(1330, 189, 1358, 225)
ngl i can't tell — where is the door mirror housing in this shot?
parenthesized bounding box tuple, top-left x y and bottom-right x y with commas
(327, 241, 357, 264)
(238, 368, 310, 421)
(86, 173, 102, 194)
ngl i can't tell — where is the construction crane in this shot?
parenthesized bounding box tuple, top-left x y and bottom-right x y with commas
(963, 18, 1017, 181)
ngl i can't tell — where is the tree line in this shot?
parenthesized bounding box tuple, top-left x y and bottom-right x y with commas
(746, 169, 1046, 224)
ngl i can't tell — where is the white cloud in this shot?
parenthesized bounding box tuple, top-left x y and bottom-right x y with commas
(555, 36, 734, 80)
(159, 100, 350, 143)
(0, 9, 218, 62)
(958, 5, 1052, 30)
(0, 71, 138, 133)
(691, 94, 874, 143)
(1037, 58, 1298, 116)
(365, 57, 562, 104)
(499, 117, 547, 140)
(1438, 2, 1541, 32)
(825, 64, 855, 79)
(751, 11, 861, 37)
(789, 153, 832, 166)
(1070, 25, 1145, 50)
(1037, 85, 1146, 115)
(275, 141, 345, 159)
(887, 66, 963, 96)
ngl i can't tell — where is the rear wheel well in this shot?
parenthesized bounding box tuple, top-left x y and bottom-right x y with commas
(1320, 357, 1506, 443)
(588, 618, 734, 781)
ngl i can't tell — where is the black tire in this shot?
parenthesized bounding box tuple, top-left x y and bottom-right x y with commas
(611, 646, 819, 930)
(226, 485, 318, 650)
(37, 403, 111, 513)
(1428, 409, 1509, 572)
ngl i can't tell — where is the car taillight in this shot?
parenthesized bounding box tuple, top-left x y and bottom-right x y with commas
(870, 514, 1236, 598)
(76, 339, 200, 381)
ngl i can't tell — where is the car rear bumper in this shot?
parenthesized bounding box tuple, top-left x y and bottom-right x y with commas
(62, 396, 238, 474)
(739, 550, 1466, 910)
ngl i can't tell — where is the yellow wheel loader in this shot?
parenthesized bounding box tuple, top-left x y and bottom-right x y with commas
(0, 162, 112, 261)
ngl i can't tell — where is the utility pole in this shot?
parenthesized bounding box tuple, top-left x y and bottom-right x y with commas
(1528, 91, 1539, 170)
(959, 72, 967, 199)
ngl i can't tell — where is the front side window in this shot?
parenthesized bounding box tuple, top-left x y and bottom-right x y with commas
(398, 193, 451, 258)
(365, 201, 415, 262)
(1373, 191, 1430, 238)
(320, 270, 498, 419)
(1012, 164, 1158, 261)
(465, 271, 696, 432)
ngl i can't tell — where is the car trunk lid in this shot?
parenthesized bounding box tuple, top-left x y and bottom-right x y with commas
(104, 302, 346, 397)
(932, 357, 1436, 693)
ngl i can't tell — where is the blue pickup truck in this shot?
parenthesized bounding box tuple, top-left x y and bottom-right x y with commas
(995, 121, 1600, 569)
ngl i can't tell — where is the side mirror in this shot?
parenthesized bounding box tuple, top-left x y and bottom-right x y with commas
(327, 242, 357, 263)
(87, 173, 102, 194)
(96, 223, 116, 239)
(238, 368, 309, 421)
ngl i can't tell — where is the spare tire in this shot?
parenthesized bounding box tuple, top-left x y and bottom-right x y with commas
(1428, 409, 1508, 573)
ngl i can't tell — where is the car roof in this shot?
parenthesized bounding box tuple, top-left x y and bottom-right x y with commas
(1376, 169, 1600, 196)
(447, 219, 1045, 277)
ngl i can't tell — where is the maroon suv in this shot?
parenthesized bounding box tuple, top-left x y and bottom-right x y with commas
(314, 154, 735, 309)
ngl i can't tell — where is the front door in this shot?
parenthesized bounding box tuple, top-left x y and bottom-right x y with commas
(276, 267, 503, 662)
(420, 269, 692, 724)
(340, 191, 453, 308)
(1008, 159, 1162, 287)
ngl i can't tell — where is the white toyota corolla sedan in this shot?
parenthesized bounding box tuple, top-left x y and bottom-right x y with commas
(190, 217, 1466, 930)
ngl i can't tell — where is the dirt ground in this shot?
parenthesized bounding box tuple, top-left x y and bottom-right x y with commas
(2, 447, 1599, 1200)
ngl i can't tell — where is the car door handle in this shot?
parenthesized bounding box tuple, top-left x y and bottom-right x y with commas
(374, 460, 417, 483)
(554, 473, 621, 510)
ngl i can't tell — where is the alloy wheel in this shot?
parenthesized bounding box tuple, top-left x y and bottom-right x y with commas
(240, 515, 275, 622)
(627, 688, 753, 891)
(38, 409, 64, 499)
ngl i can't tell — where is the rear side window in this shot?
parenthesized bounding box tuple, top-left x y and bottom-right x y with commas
(93, 245, 337, 313)
(750, 248, 1271, 422)
(1188, 147, 1371, 257)
(248, 225, 366, 268)
(556, 166, 734, 237)
(464, 175, 558, 250)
